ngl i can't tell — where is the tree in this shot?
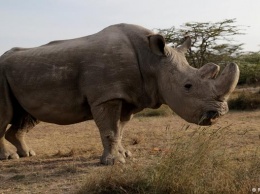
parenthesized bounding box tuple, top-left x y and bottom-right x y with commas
(157, 19, 244, 68)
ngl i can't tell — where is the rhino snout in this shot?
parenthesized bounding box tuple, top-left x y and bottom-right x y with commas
(199, 110, 220, 126)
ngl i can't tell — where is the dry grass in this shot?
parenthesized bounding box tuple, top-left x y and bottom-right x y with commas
(78, 124, 260, 194)
(0, 110, 260, 193)
(135, 104, 173, 117)
(148, 126, 260, 194)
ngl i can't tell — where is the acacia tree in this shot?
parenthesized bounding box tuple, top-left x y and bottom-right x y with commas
(158, 19, 244, 68)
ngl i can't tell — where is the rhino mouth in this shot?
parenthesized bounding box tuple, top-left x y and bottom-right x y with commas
(199, 110, 220, 126)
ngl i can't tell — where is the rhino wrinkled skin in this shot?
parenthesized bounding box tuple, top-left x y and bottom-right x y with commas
(0, 24, 239, 164)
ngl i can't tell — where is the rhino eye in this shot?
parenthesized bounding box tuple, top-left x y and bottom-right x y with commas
(184, 83, 192, 90)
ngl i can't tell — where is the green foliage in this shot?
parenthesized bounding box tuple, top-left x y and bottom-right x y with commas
(158, 19, 244, 68)
(157, 19, 260, 86)
(237, 63, 260, 85)
(238, 51, 260, 64)
(235, 52, 260, 85)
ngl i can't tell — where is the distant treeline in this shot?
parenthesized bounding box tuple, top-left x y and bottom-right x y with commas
(157, 18, 260, 85)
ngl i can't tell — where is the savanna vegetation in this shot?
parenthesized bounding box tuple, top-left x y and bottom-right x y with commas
(78, 122, 260, 194)
(0, 19, 259, 194)
(158, 18, 260, 86)
(236, 52, 260, 85)
(157, 19, 244, 68)
(0, 110, 259, 194)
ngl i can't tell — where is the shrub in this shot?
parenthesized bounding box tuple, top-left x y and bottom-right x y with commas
(237, 63, 260, 85)
(228, 92, 260, 110)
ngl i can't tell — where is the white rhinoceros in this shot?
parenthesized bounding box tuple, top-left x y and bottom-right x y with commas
(0, 23, 239, 164)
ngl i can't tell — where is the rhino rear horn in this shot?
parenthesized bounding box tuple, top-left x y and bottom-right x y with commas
(148, 34, 166, 56)
(198, 63, 220, 79)
(177, 36, 191, 53)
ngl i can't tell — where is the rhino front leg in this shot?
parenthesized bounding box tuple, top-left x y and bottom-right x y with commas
(92, 100, 131, 165)
(5, 125, 36, 158)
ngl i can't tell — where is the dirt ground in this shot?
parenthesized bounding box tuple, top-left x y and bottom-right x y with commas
(0, 110, 260, 193)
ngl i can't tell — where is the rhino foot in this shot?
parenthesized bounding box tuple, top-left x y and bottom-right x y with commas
(0, 145, 35, 160)
(101, 153, 126, 165)
(0, 150, 35, 160)
(101, 145, 132, 165)
(0, 149, 20, 160)
(101, 154, 116, 165)
(118, 144, 132, 158)
(18, 149, 36, 158)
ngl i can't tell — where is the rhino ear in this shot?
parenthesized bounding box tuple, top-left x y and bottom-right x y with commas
(177, 36, 191, 53)
(148, 34, 166, 56)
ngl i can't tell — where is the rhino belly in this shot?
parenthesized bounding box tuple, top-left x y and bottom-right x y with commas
(7, 75, 92, 125)
(13, 90, 92, 125)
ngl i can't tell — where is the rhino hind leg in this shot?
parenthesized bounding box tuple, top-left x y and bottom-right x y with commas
(0, 79, 19, 159)
(5, 109, 39, 158)
(92, 100, 133, 165)
(5, 126, 36, 158)
(0, 78, 37, 159)
(0, 123, 20, 159)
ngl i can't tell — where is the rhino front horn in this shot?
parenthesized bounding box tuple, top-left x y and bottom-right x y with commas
(215, 63, 240, 101)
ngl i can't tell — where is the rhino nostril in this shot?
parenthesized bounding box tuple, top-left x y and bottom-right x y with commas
(199, 111, 220, 126)
(184, 83, 192, 90)
(206, 111, 219, 119)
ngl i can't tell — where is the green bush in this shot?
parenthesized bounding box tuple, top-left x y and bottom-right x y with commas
(228, 92, 260, 110)
(237, 63, 260, 85)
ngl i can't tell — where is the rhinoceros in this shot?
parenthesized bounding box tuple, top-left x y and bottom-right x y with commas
(0, 23, 239, 164)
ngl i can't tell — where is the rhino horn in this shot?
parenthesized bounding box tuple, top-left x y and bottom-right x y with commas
(198, 63, 220, 79)
(215, 63, 240, 101)
(177, 36, 191, 53)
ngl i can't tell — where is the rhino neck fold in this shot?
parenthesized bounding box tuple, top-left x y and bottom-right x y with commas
(126, 30, 163, 109)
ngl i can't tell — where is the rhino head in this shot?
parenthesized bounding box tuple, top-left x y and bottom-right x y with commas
(148, 35, 239, 125)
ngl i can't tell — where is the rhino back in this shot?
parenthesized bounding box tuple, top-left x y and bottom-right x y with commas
(0, 24, 156, 124)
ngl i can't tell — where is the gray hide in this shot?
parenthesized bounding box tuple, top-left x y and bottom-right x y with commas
(0, 23, 239, 164)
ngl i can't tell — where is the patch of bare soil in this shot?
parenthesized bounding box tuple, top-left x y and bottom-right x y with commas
(0, 110, 260, 193)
